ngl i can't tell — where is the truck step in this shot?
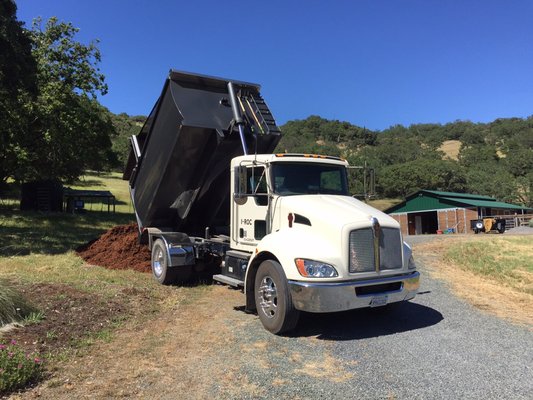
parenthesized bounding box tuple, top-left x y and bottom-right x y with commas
(213, 274, 244, 288)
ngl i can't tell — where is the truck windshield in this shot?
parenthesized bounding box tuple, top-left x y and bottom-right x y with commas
(271, 162, 349, 196)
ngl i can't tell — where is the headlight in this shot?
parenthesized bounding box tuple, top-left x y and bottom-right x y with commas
(295, 259, 338, 278)
(408, 255, 416, 270)
(403, 242, 416, 270)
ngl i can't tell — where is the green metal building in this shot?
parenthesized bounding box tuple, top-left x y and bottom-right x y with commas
(384, 190, 527, 235)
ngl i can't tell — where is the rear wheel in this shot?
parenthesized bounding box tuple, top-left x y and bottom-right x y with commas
(254, 260, 299, 334)
(151, 239, 192, 285)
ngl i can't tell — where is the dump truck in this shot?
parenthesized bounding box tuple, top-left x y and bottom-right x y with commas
(123, 70, 420, 334)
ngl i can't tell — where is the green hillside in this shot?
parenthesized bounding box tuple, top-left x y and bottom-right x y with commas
(108, 114, 532, 208)
(275, 115, 533, 207)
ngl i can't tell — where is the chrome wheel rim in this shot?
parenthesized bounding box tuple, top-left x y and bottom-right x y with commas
(258, 275, 278, 318)
(153, 248, 164, 277)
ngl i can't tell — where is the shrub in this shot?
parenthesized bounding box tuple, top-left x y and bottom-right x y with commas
(529, 219, 533, 228)
(0, 280, 36, 327)
(0, 340, 43, 394)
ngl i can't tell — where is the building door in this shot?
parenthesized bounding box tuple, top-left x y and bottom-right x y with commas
(408, 214, 416, 235)
(408, 211, 438, 235)
(415, 215, 423, 235)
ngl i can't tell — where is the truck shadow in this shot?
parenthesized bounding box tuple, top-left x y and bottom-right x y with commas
(291, 301, 443, 340)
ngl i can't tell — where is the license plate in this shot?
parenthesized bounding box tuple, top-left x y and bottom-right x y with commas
(370, 295, 388, 307)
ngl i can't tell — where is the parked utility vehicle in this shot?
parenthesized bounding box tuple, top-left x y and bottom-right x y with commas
(124, 70, 420, 334)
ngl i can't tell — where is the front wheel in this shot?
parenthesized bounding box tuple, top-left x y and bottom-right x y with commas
(254, 260, 300, 334)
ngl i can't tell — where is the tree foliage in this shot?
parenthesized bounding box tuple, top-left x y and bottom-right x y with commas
(278, 115, 375, 155)
(109, 113, 145, 167)
(378, 159, 466, 198)
(0, 11, 116, 184)
(277, 115, 533, 206)
(0, 0, 37, 185)
(24, 17, 114, 182)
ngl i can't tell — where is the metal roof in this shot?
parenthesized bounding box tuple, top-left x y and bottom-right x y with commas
(440, 197, 525, 210)
(421, 190, 494, 201)
(385, 190, 528, 214)
(63, 188, 114, 198)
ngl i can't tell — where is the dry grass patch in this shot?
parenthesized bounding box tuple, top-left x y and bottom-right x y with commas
(0, 280, 37, 327)
(294, 353, 354, 383)
(367, 198, 402, 211)
(414, 236, 533, 327)
(438, 140, 461, 160)
(444, 236, 533, 294)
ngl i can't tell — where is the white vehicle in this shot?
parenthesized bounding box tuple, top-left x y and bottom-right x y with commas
(124, 71, 420, 334)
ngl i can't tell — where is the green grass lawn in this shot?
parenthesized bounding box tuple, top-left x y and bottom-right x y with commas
(0, 169, 139, 288)
(444, 236, 533, 295)
(1, 171, 134, 256)
(69, 171, 133, 214)
(0, 211, 134, 256)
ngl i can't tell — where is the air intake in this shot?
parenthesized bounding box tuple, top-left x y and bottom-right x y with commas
(349, 228, 403, 273)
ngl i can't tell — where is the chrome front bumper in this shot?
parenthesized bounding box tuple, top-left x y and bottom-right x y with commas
(288, 271, 420, 313)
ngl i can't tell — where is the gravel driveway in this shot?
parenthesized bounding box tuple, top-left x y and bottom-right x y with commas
(327, 252, 532, 399)
(217, 236, 533, 400)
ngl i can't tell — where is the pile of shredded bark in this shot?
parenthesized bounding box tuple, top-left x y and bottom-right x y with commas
(77, 223, 151, 273)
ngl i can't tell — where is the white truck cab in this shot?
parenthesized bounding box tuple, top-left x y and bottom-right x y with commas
(226, 153, 419, 333)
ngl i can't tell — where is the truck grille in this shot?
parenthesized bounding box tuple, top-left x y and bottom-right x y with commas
(349, 228, 403, 273)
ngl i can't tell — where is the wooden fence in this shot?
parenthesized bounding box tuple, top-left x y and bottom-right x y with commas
(492, 214, 533, 229)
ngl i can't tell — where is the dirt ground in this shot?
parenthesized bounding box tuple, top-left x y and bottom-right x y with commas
(1, 283, 126, 356)
(7, 285, 267, 399)
(6, 280, 362, 399)
(3, 234, 532, 399)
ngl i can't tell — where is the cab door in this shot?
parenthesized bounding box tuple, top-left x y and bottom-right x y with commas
(232, 165, 270, 250)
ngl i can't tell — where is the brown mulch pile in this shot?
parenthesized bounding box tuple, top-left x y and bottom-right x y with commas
(76, 223, 151, 273)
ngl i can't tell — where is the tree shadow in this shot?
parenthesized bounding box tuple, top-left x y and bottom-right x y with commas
(290, 301, 443, 340)
(0, 210, 135, 256)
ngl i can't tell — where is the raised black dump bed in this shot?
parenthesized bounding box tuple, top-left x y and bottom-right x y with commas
(123, 70, 281, 238)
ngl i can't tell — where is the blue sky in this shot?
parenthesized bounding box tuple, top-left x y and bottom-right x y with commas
(16, 0, 533, 130)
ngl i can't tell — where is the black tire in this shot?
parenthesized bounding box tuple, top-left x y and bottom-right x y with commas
(474, 229, 479, 234)
(151, 239, 192, 285)
(254, 260, 300, 334)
